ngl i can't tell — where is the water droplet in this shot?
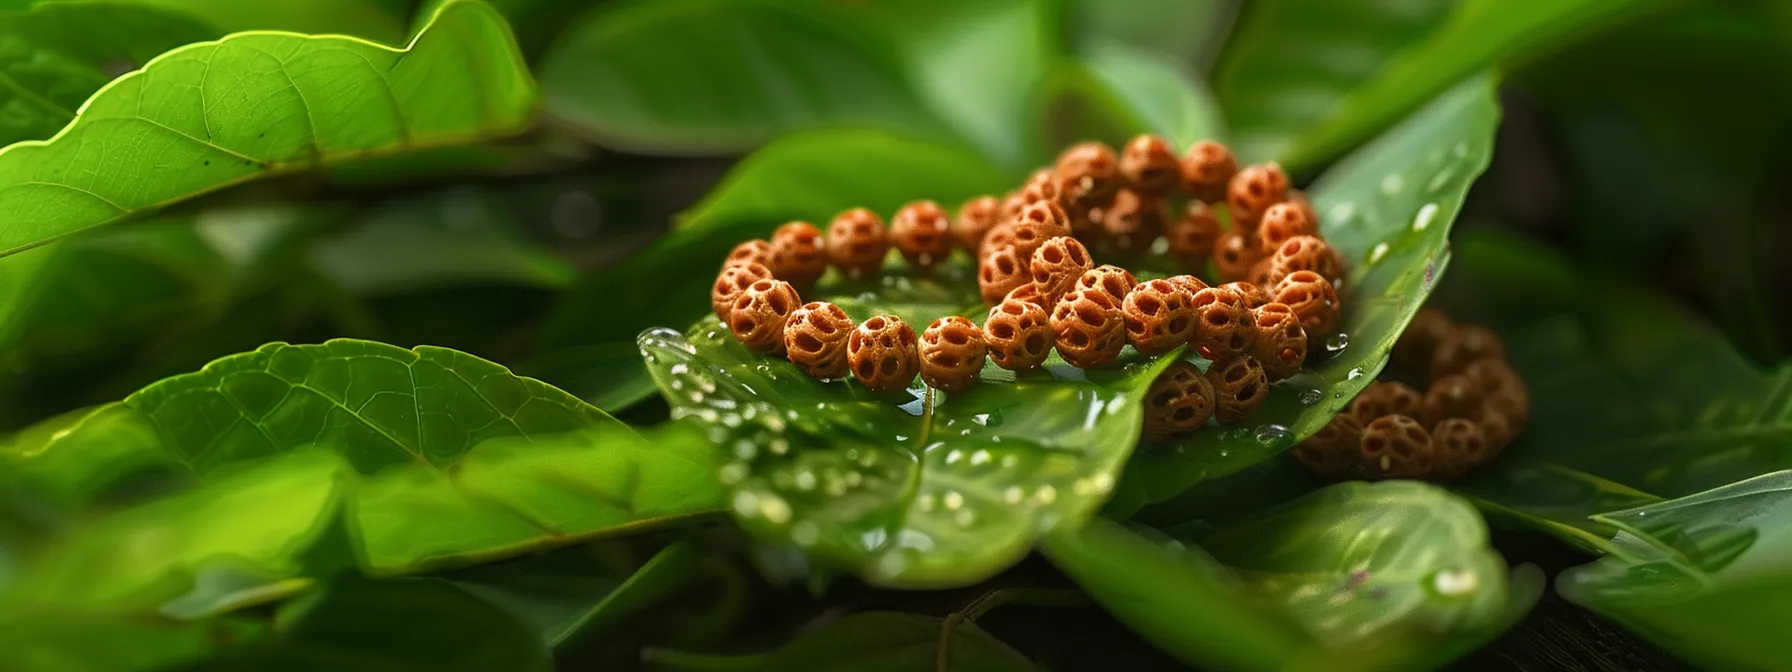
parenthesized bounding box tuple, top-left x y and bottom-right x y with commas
(768, 439, 790, 455)
(1366, 242, 1389, 264)
(1328, 202, 1355, 224)
(1380, 173, 1403, 195)
(955, 509, 977, 527)
(970, 450, 991, 466)
(760, 494, 792, 524)
(943, 491, 965, 510)
(1411, 203, 1439, 231)
(1253, 424, 1290, 444)
(1298, 389, 1323, 405)
(1347, 368, 1365, 381)
(1000, 454, 1019, 469)
(1326, 333, 1349, 352)
(733, 440, 757, 460)
(1430, 569, 1478, 596)
(1035, 485, 1058, 505)
(732, 491, 760, 517)
(794, 471, 817, 491)
(1003, 486, 1024, 504)
(945, 450, 964, 465)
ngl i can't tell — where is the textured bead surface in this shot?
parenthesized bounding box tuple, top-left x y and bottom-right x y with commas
(1180, 140, 1237, 204)
(1074, 265, 1138, 304)
(1165, 274, 1209, 296)
(1222, 281, 1271, 309)
(1213, 230, 1264, 281)
(727, 278, 802, 354)
(1206, 355, 1268, 424)
(1350, 381, 1426, 426)
(712, 261, 775, 320)
(1051, 288, 1126, 368)
(1267, 235, 1343, 284)
(1030, 236, 1094, 306)
(1294, 413, 1364, 477)
(1142, 362, 1215, 442)
(1360, 415, 1433, 479)
(783, 301, 854, 378)
(724, 239, 773, 270)
(1054, 142, 1121, 210)
(977, 244, 1032, 306)
(1430, 324, 1507, 381)
(984, 298, 1053, 370)
(1096, 189, 1166, 254)
(1121, 134, 1180, 196)
(1251, 302, 1308, 381)
(1432, 418, 1489, 479)
(954, 196, 1001, 252)
(1226, 163, 1289, 230)
(1255, 201, 1317, 251)
(1423, 374, 1483, 424)
(891, 200, 953, 269)
(1191, 286, 1252, 359)
(1122, 279, 1197, 355)
(1273, 270, 1339, 335)
(919, 316, 987, 392)
(847, 315, 920, 392)
(769, 221, 827, 287)
(1395, 308, 1455, 371)
(825, 208, 889, 278)
(1004, 282, 1047, 309)
(1167, 201, 1221, 271)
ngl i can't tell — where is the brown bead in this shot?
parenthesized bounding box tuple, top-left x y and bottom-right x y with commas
(1430, 324, 1506, 381)
(1394, 307, 1455, 371)
(977, 244, 1032, 306)
(1256, 202, 1318, 251)
(954, 196, 1001, 252)
(783, 301, 854, 378)
(1206, 355, 1268, 424)
(984, 297, 1053, 370)
(1054, 142, 1121, 210)
(1122, 279, 1198, 355)
(1267, 235, 1343, 285)
(1251, 302, 1308, 381)
(1121, 134, 1181, 197)
(1423, 374, 1483, 424)
(1017, 199, 1074, 239)
(919, 316, 987, 392)
(1167, 201, 1222, 272)
(847, 315, 919, 392)
(825, 208, 889, 278)
(1095, 189, 1166, 254)
(1349, 381, 1425, 427)
(1273, 270, 1339, 335)
(1180, 140, 1237, 204)
(1165, 274, 1209, 296)
(1432, 418, 1490, 479)
(1191, 286, 1252, 359)
(1288, 189, 1319, 227)
(891, 200, 953, 269)
(727, 278, 802, 354)
(1004, 282, 1047, 309)
(724, 239, 773, 270)
(1020, 168, 1059, 206)
(1074, 265, 1138, 304)
(1477, 411, 1520, 453)
(1222, 281, 1270, 309)
(1360, 414, 1434, 479)
(1030, 236, 1094, 306)
(1142, 362, 1215, 442)
(1051, 288, 1126, 368)
(712, 261, 775, 320)
(980, 221, 1017, 261)
(1294, 413, 1363, 477)
(769, 221, 827, 287)
(998, 190, 1029, 223)
(1463, 358, 1529, 427)
(1227, 163, 1289, 231)
(1247, 258, 1277, 289)
(1213, 230, 1264, 282)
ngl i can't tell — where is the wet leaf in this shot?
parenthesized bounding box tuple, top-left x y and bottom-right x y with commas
(446, 539, 706, 651)
(643, 610, 1036, 671)
(0, 0, 535, 256)
(534, 130, 1010, 413)
(641, 318, 1181, 588)
(1048, 482, 1540, 671)
(0, 1, 221, 147)
(1216, 0, 1662, 169)
(1107, 74, 1499, 516)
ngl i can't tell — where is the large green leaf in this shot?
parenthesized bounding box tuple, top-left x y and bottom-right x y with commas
(0, 1, 221, 147)
(1556, 471, 1792, 672)
(643, 611, 1036, 671)
(1214, 0, 1662, 169)
(641, 318, 1181, 588)
(533, 130, 1012, 412)
(1047, 482, 1540, 671)
(0, 610, 262, 672)
(0, 0, 535, 256)
(124, 0, 411, 44)
(1068, 0, 1233, 70)
(1107, 74, 1500, 515)
(1058, 41, 1225, 151)
(305, 187, 576, 295)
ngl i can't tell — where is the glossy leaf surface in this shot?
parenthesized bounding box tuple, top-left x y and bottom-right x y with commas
(535, 130, 1011, 412)
(1108, 75, 1499, 515)
(127, 0, 411, 43)
(1064, 41, 1225, 150)
(0, 0, 535, 255)
(446, 539, 706, 650)
(645, 610, 1035, 671)
(0, 1, 220, 147)
(642, 319, 1180, 587)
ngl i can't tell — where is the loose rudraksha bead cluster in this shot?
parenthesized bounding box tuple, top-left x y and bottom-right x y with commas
(708, 135, 1352, 441)
(1293, 308, 1530, 480)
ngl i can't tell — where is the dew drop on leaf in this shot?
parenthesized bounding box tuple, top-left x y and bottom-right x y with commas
(1326, 333, 1349, 352)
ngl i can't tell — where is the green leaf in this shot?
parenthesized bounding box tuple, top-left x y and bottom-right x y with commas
(0, 610, 263, 672)
(1069, 0, 1233, 69)
(1058, 41, 1225, 150)
(123, 0, 411, 44)
(1215, 0, 1663, 168)
(1557, 471, 1792, 672)
(1048, 482, 1540, 671)
(306, 187, 575, 295)
(197, 575, 553, 672)
(0, 1, 221, 147)
(643, 611, 1036, 671)
(532, 130, 1012, 412)
(539, 0, 942, 155)
(1108, 74, 1500, 516)
(641, 318, 1181, 588)
(0, 0, 536, 256)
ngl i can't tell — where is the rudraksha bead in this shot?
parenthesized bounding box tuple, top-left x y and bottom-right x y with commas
(891, 200, 953, 269)
(1255, 201, 1318, 251)
(1294, 413, 1364, 477)
(1167, 201, 1221, 271)
(1432, 418, 1489, 479)
(1273, 270, 1339, 335)
(1266, 235, 1343, 285)
(1191, 285, 1252, 359)
(1122, 279, 1197, 355)
(769, 221, 827, 287)
(825, 208, 889, 278)
(954, 196, 1001, 252)
(1429, 324, 1506, 381)
(1360, 415, 1433, 478)
(727, 278, 802, 354)
(848, 315, 920, 392)
(1097, 189, 1166, 254)
(1142, 362, 1215, 442)
(1180, 140, 1237, 204)
(978, 244, 1032, 306)
(1121, 134, 1181, 197)
(1395, 307, 1454, 371)
(984, 297, 1053, 370)
(1051, 288, 1125, 368)
(1054, 142, 1121, 211)
(1349, 381, 1426, 426)
(1206, 354, 1268, 424)
(1213, 230, 1263, 281)
(712, 261, 775, 320)
(1251, 302, 1308, 381)
(783, 301, 854, 378)
(1074, 264, 1138, 304)
(919, 316, 987, 392)
(724, 239, 773, 270)
(1030, 236, 1094, 306)
(1226, 163, 1289, 231)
